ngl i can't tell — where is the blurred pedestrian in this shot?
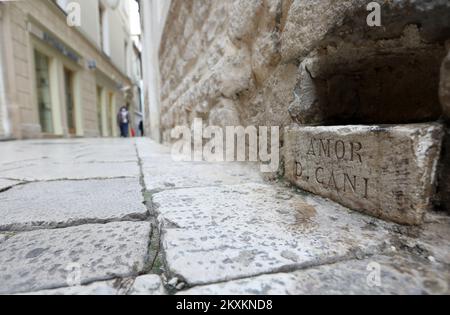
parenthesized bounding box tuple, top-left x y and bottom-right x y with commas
(139, 120, 144, 137)
(117, 106, 130, 138)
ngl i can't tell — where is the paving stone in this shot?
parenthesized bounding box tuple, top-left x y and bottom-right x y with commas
(22, 280, 120, 295)
(135, 138, 171, 160)
(0, 161, 140, 181)
(0, 221, 151, 294)
(0, 179, 21, 191)
(0, 139, 138, 166)
(136, 137, 264, 192)
(128, 275, 166, 295)
(406, 212, 450, 265)
(0, 178, 148, 231)
(284, 124, 443, 225)
(23, 275, 166, 295)
(142, 161, 263, 192)
(180, 254, 449, 295)
(154, 183, 398, 286)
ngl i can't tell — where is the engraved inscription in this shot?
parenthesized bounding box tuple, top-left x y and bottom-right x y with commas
(296, 138, 369, 199)
(285, 124, 444, 225)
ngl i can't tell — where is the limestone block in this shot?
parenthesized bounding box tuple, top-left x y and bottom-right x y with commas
(281, 0, 450, 63)
(284, 124, 444, 225)
(0, 222, 151, 294)
(0, 178, 148, 231)
(0, 179, 21, 191)
(281, 0, 364, 62)
(180, 254, 449, 295)
(208, 98, 241, 128)
(216, 45, 252, 98)
(154, 183, 398, 286)
(128, 275, 166, 295)
(252, 31, 281, 84)
(228, 0, 263, 42)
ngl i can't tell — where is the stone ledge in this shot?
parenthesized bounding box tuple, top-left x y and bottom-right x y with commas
(284, 123, 444, 225)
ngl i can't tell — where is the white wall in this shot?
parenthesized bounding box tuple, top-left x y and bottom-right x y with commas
(0, 7, 11, 138)
(140, 0, 171, 142)
(56, 0, 101, 46)
(55, 0, 131, 77)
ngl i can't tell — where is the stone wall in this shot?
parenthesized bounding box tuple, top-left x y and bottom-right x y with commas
(159, 0, 450, 134)
(158, 0, 450, 222)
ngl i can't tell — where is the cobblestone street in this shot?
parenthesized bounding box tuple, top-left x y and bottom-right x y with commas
(0, 138, 448, 295)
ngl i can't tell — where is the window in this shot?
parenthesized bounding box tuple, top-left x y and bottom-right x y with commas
(34, 50, 54, 134)
(99, 4, 110, 55)
(54, 0, 69, 12)
(124, 40, 129, 74)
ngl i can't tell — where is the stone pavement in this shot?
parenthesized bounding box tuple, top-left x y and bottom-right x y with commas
(0, 138, 449, 295)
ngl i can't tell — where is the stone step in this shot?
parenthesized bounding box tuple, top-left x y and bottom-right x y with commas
(284, 123, 444, 225)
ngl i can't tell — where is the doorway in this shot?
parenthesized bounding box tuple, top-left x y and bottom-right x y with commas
(34, 50, 53, 134)
(108, 92, 115, 136)
(96, 86, 103, 136)
(64, 68, 76, 135)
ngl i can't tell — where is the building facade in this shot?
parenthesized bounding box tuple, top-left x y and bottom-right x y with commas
(0, 0, 138, 140)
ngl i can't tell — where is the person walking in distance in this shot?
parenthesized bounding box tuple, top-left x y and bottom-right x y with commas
(117, 105, 130, 138)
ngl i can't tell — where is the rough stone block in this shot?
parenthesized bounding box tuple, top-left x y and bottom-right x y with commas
(284, 124, 444, 225)
(154, 183, 397, 286)
(281, 0, 450, 63)
(0, 178, 148, 231)
(0, 179, 21, 191)
(0, 222, 151, 294)
(180, 254, 449, 295)
(23, 275, 166, 296)
(142, 161, 263, 193)
(0, 161, 140, 181)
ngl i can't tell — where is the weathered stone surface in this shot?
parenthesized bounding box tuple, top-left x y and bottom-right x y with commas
(142, 161, 263, 193)
(281, 0, 450, 63)
(281, 0, 362, 62)
(23, 280, 120, 296)
(284, 124, 443, 225)
(180, 254, 449, 295)
(0, 179, 21, 191)
(0, 161, 140, 181)
(0, 139, 138, 165)
(0, 178, 147, 231)
(135, 138, 171, 160)
(128, 275, 166, 295)
(24, 275, 166, 296)
(158, 0, 450, 139)
(154, 183, 398, 286)
(441, 51, 450, 118)
(0, 222, 151, 294)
